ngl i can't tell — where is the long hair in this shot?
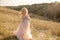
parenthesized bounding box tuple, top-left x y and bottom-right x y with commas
(20, 7, 30, 20)
(21, 7, 28, 16)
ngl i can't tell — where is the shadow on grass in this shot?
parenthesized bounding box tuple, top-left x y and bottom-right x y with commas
(1, 35, 18, 40)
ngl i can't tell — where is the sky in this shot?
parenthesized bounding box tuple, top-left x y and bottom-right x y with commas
(0, 0, 60, 6)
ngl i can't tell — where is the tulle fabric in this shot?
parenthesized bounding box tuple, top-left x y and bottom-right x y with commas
(14, 15, 32, 40)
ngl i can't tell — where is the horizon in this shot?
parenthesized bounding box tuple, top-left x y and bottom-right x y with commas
(0, 0, 60, 6)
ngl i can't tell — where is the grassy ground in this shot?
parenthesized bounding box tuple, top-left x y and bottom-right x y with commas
(0, 7, 60, 40)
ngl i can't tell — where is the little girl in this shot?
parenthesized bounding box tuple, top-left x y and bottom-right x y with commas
(15, 7, 32, 40)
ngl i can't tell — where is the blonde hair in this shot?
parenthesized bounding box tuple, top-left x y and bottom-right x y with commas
(21, 7, 28, 16)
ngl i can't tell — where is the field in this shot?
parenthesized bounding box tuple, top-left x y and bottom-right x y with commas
(0, 7, 60, 40)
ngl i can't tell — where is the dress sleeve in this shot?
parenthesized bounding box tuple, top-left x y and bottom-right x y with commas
(26, 15, 31, 20)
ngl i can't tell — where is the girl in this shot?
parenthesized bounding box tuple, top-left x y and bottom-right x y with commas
(15, 7, 32, 40)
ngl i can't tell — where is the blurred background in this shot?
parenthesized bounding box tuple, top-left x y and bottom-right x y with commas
(0, 0, 60, 40)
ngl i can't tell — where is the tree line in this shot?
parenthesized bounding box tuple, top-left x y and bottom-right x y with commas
(5, 1, 60, 22)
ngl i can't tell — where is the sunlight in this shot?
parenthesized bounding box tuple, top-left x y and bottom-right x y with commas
(0, 0, 60, 6)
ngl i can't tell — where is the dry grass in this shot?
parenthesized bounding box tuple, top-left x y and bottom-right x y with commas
(30, 18, 60, 40)
(0, 7, 60, 40)
(0, 7, 20, 40)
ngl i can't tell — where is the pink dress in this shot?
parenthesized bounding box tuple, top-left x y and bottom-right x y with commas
(15, 15, 32, 40)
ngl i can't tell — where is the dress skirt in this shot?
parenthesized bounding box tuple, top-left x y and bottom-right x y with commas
(14, 20, 32, 40)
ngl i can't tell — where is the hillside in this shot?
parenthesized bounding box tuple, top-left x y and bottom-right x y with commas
(5, 2, 60, 22)
(0, 7, 20, 40)
(0, 7, 60, 40)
